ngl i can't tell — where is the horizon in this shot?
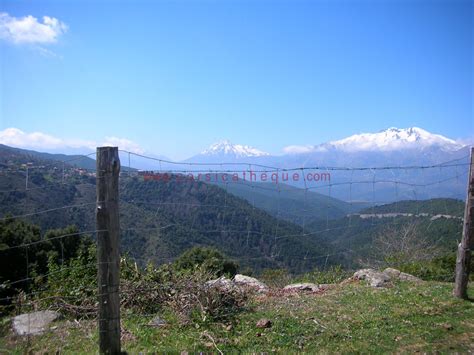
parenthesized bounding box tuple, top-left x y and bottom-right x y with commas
(0, 125, 472, 161)
(1, 0, 473, 159)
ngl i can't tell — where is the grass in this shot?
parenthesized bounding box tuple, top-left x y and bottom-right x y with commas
(1, 280, 473, 353)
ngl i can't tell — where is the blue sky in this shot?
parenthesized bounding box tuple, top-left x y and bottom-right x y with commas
(0, 0, 472, 159)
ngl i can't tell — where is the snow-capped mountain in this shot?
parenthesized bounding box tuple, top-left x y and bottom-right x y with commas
(284, 127, 465, 154)
(200, 140, 269, 158)
(327, 127, 463, 151)
(183, 128, 470, 202)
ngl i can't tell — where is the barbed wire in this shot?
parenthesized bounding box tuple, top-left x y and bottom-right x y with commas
(121, 150, 470, 171)
(0, 201, 101, 222)
(0, 229, 104, 252)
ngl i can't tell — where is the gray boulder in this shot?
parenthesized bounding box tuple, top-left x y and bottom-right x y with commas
(283, 283, 320, 292)
(12, 310, 60, 336)
(354, 268, 423, 288)
(383, 268, 422, 282)
(233, 274, 268, 293)
(399, 272, 422, 282)
(354, 269, 390, 287)
(382, 267, 402, 279)
(205, 276, 235, 291)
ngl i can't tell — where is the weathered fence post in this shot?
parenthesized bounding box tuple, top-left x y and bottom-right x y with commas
(96, 147, 121, 353)
(454, 147, 474, 299)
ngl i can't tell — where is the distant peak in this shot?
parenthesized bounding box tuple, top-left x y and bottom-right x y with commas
(283, 127, 465, 155)
(381, 126, 424, 133)
(201, 140, 269, 157)
(328, 127, 462, 151)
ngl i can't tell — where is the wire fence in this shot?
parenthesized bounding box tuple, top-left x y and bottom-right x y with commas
(0, 147, 471, 350)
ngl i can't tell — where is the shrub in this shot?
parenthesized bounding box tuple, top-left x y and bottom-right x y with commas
(29, 249, 249, 322)
(173, 247, 238, 278)
(0, 221, 93, 315)
(371, 222, 442, 268)
(397, 252, 474, 282)
(166, 269, 248, 324)
(31, 244, 97, 318)
(120, 259, 175, 315)
(34, 251, 175, 318)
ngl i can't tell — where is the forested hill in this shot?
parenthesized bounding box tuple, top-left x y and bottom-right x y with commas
(357, 198, 464, 217)
(210, 178, 367, 226)
(119, 177, 333, 272)
(0, 148, 335, 273)
(307, 197, 464, 269)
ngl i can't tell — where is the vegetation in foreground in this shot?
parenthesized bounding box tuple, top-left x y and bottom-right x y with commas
(0, 183, 471, 353)
(1, 281, 473, 353)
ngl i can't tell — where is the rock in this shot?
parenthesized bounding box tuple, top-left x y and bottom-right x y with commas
(233, 274, 268, 293)
(442, 323, 453, 331)
(206, 274, 269, 293)
(398, 272, 422, 282)
(383, 268, 422, 282)
(205, 276, 235, 291)
(12, 310, 60, 336)
(354, 269, 390, 287)
(383, 267, 401, 279)
(283, 283, 320, 292)
(148, 316, 167, 327)
(256, 318, 272, 328)
(354, 268, 422, 287)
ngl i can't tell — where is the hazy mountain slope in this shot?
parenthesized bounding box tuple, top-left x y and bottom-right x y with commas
(211, 179, 367, 225)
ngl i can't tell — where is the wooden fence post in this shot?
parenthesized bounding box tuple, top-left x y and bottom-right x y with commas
(96, 147, 121, 353)
(454, 147, 474, 299)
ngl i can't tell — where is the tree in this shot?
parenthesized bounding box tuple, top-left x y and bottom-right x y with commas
(173, 247, 238, 277)
(369, 221, 442, 268)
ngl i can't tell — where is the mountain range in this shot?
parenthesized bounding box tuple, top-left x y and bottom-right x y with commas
(193, 127, 466, 159)
(183, 127, 471, 203)
(1, 127, 471, 203)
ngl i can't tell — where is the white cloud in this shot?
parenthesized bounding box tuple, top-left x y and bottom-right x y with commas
(102, 136, 145, 155)
(0, 12, 67, 44)
(0, 128, 145, 154)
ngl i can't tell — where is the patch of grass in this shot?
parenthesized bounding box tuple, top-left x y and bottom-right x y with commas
(1, 281, 473, 353)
